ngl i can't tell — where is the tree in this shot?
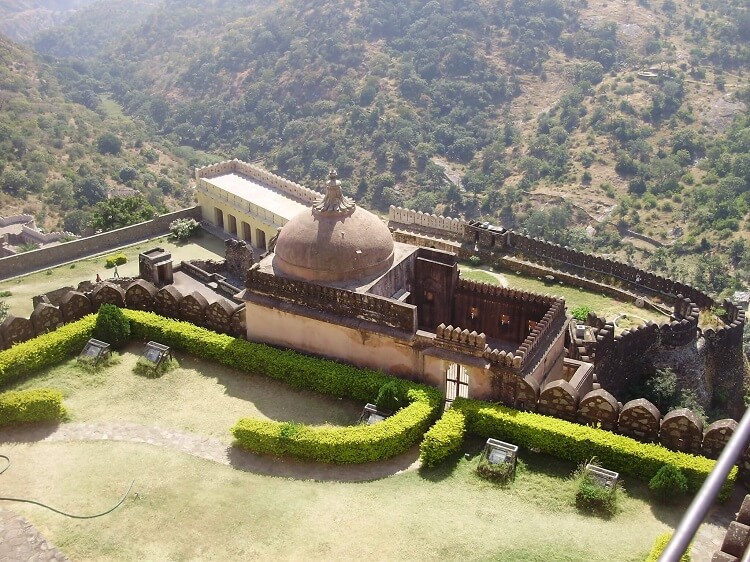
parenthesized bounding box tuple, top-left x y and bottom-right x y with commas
(0, 170, 29, 195)
(89, 196, 158, 231)
(96, 132, 122, 155)
(169, 218, 200, 241)
(74, 175, 108, 206)
(119, 167, 138, 183)
(63, 210, 92, 234)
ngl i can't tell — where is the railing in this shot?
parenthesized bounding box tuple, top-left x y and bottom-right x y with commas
(659, 406, 750, 561)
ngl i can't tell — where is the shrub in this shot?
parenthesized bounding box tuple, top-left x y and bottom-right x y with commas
(644, 533, 690, 561)
(452, 398, 735, 497)
(376, 381, 404, 412)
(133, 357, 178, 378)
(649, 464, 688, 503)
(93, 304, 131, 349)
(105, 253, 127, 268)
(477, 455, 514, 482)
(0, 315, 96, 386)
(420, 408, 466, 468)
(468, 255, 482, 267)
(0, 389, 66, 425)
(571, 305, 594, 322)
(169, 218, 200, 241)
(232, 390, 436, 463)
(574, 465, 618, 517)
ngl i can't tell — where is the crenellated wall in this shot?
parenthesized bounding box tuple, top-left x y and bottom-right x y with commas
(0, 280, 246, 350)
(388, 205, 463, 235)
(245, 266, 418, 333)
(196, 159, 322, 204)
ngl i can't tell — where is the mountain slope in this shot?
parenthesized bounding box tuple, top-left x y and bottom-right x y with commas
(33, 0, 750, 295)
(0, 0, 99, 41)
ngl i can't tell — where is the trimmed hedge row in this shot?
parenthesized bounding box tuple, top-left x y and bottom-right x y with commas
(123, 310, 443, 463)
(452, 398, 735, 496)
(419, 407, 466, 468)
(0, 315, 96, 387)
(233, 389, 436, 463)
(0, 389, 66, 425)
(644, 533, 690, 562)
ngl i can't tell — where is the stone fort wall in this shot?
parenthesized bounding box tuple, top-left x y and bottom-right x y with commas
(0, 207, 202, 281)
(0, 278, 246, 351)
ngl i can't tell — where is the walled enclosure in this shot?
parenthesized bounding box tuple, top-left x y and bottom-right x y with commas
(0, 207, 202, 280)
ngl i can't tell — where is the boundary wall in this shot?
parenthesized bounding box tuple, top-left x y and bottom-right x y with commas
(196, 159, 322, 204)
(0, 207, 201, 280)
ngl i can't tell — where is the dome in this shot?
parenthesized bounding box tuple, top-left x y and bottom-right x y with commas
(273, 171, 394, 283)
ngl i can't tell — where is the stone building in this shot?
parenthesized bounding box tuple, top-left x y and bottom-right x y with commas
(242, 171, 571, 402)
(196, 159, 322, 251)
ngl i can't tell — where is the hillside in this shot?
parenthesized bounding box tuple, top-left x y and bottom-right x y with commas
(0, 0, 98, 41)
(28, 0, 750, 296)
(0, 34, 193, 236)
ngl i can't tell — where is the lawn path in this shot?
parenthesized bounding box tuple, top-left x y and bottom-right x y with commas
(0, 421, 421, 482)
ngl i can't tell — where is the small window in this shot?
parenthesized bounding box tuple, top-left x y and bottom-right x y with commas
(425, 291, 434, 302)
(528, 320, 537, 333)
(500, 314, 511, 326)
(470, 306, 479, 320)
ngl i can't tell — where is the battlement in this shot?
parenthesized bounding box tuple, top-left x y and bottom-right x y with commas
(388, 205, 463, 235)
(196, 159, 322, 204)
(435, 324, 487, 355)
(245, 266, 417, 333)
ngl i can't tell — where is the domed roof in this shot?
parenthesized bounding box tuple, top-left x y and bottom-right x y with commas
(273, 171, 394, 283)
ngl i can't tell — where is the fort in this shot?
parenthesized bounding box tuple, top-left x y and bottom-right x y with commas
(1, 162, 748, 478)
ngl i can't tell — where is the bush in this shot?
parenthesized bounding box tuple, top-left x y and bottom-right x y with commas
(451, 398, 735, 497)
(574, 465, 618, 517)
(93, 304, 131, 349)
(0, 315, 96, 386)
(644, 533, 690, 561)
(169, 218, 200, 241)
(571, 305, 593, 322)
(232, 390, 436, 463)
(0, 389, 66, 425)
(133, 357, 178, 378)
(649, 464, 688, 503)
(468, 255, 482, 267)
(477, 455, 514, 482)
(375, 381, 404, 412)
(104, 253, 127, 268)
(420, 408, 466, 468)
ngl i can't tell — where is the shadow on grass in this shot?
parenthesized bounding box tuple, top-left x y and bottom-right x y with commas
(174, 352, 362, 426)
(0, 422, 62, 444)
(226, 442, 421, 483)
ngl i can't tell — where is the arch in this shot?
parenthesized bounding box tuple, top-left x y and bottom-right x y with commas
(617, 398, 661, 442)
(577, 389, 620, 430)
(659, 408, 704, 454)
(538, 379, 579, 421)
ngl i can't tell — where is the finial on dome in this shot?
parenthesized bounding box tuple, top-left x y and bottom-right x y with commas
(313, 169, 356, 215)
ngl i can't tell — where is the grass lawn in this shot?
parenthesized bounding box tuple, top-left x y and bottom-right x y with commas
(0, 440, 679, 561)
(0, 348, 684, 561)
(460, 264, 668, 326)
(0, 233, 226, 317)
(5, 345, 362, 438)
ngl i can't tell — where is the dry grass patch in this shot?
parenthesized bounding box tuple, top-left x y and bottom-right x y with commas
(6, 345, 362, 439)
(0, 441, 680, 561)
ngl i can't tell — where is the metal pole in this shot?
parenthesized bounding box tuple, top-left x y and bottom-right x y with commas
(660, 407, 750, 562)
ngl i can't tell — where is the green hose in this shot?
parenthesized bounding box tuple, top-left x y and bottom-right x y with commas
(0, 453, 134, 519)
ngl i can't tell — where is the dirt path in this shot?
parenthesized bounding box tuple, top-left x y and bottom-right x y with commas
(0, 421, 421, 482)
(0, 508, 69, 561)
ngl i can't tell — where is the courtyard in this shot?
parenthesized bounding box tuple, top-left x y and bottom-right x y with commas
(0, 346, 694, 561)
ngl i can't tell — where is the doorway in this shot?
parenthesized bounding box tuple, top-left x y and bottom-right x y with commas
(446, 363, 469, 406)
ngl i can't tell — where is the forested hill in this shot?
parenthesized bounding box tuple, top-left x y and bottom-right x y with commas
(0, 34, 192, 237)
(0, 0, 99, 41)
(30, 0, 750, 296)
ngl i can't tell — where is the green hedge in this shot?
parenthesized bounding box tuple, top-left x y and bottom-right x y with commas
(452, 398, 735, 496)
(0, 389, 66, 425)
(233, 389, 436, 463)
(419, 407, 466, 468)
(644, 533, 690, 562)
(0, 315, 96, 387)
(123, 310, 443, 463)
